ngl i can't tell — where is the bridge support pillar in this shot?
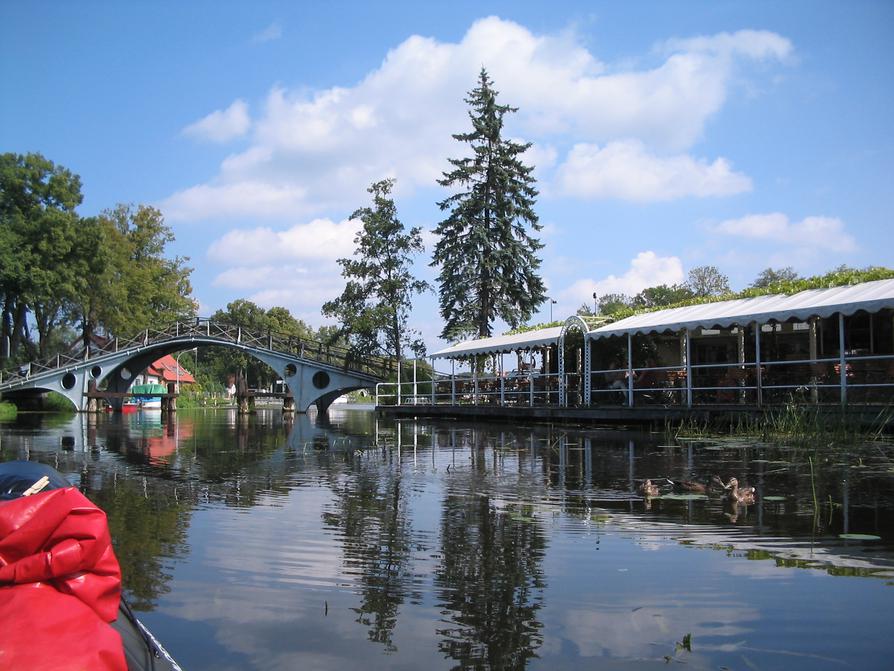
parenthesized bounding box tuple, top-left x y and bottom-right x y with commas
(86, 380, 99, 414)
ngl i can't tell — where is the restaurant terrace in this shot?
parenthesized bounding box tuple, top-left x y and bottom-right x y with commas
(378, 278, 894, 416)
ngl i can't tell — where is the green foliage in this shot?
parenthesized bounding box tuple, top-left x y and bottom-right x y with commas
(0, 402, 16, 421)
(323, 178, 429, 362)
(602, 265, 894, 323)
(686, 265, 730, 297)
(0, 152, 83, 360)
(432, 69, 546, 340)
(206, 300, 323, 389)
(751, 266, 800, 288)
(0, 153, 196, 366)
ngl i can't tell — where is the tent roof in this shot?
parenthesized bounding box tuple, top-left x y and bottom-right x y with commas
(590, 278, 894, 339)
(430, 326, 562, 359)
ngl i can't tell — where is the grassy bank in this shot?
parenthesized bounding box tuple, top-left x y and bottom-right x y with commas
(0, 401, 16, 421)
(671, 402, 893, 442)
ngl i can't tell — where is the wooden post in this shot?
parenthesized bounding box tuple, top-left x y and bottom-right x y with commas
(86, 380, 98, 414)
(167, 381, 177, 413)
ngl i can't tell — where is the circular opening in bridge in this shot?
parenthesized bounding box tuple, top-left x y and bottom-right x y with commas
(61, 372, 76, 390)
(312, 371, 330, 389)
(285, 363, 297, 377)
(90, 365, 102, 379)
(120, 367, 132, 381)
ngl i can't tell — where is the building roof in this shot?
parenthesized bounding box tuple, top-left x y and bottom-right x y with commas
(590, 278, 894, 339)
(428, 279, 894, 358)
(430, 326, 563, 359)
(148, 354, 196, 384)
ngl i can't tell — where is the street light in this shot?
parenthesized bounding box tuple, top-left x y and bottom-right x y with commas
(549, 298, 557, 322)
(592, 292, 598, 315)
(175, 347, 198, 393)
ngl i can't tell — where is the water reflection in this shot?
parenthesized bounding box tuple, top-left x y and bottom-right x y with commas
(1, 410, 893, 669)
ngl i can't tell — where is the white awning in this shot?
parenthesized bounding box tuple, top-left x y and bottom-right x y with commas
(430, 326, 562, 359)
(590, 278, 894, 339)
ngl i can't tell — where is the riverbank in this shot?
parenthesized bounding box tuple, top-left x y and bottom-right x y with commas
(0, 401, 16, 421)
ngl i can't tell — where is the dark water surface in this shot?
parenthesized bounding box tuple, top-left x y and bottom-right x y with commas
(2, 408, 893, 670)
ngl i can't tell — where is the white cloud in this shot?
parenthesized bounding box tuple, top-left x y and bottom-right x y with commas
(182, 99, 251, 143)
(162, 181, 307, 221)
(561, 251, 685, 305)
(251, 21, 282, 44)
(662, 29, 793, 61)
(163, 17, 790, 221)
(712, 213, 857, 252)
(208, 218, 360, 264)
(556, 140, 752, 201)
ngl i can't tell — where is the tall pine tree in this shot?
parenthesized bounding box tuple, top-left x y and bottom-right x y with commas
(323, 178, 429, 365)
(432, 69, 546, 340)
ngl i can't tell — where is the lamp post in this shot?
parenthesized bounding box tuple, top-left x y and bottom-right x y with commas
(592, 292, 598, 315)
(175, 348, 198, 393)
(550, 299, 557, 322)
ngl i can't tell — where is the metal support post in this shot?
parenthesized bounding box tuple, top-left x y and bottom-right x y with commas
(839, 312, 847, 407)
(627, 332, 634, 408)
(755, 322, 763, 407)
(685, 329, 692, 408)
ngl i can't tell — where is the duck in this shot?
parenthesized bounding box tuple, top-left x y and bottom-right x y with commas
(723, 477, 756, 504)
(638, 479, 661, 497)
(669, 475, 726, 494)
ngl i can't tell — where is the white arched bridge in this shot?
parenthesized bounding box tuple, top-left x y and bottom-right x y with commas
(0, 319, 391, 413)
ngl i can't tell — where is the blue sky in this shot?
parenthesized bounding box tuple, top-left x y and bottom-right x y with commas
(2, 1, 892, 352)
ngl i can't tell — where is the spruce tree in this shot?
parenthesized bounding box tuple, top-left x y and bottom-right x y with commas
(323, 178, 429, 364)
(432, 69, 546, 340)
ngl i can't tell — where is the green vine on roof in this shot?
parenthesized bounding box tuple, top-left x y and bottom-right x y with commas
(505, 265, 894, 335)
(605, 265, 894, 321)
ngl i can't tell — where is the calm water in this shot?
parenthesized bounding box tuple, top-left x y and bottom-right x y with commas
(1, 408, 893, 670)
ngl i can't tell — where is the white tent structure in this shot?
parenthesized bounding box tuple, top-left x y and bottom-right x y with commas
(384, 279, 894, 410)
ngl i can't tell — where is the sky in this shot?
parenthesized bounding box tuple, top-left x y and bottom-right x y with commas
(2, 1, 893, 354)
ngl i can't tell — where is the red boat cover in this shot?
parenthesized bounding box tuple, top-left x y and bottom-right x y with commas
(0, 486, 127, 670)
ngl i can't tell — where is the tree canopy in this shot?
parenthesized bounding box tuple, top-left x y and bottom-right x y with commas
(323, 178, 429, 363)
(431, 69, 546, 340)
(0, 152, 195, 364)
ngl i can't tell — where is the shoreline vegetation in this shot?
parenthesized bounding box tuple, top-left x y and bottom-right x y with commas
(669, 402, 893, 442)
(0, 402, 16, 421)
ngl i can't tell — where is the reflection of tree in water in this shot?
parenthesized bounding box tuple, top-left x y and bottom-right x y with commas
(83, 470, 192, 611)
(322, 462, 419, 651)
(435, 470, 546, 669)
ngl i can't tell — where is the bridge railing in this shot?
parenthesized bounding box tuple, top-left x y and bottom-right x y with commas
(1, 318, 393, 383)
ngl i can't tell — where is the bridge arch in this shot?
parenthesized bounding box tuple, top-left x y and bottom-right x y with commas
(0, 320, 388, 413)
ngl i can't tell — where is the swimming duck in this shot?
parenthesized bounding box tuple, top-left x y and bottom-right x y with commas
(669, 475, 726, 494)
(639, 479, 661, 497)
(724, 477, 756, 504)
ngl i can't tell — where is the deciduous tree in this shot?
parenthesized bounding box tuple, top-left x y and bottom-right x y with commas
(323, 178, 429, 365)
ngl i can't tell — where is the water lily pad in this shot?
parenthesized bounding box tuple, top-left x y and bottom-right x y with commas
(763, 496, 787, 502)
(659, 493, 708, 501)
(838, 533, 881, 541)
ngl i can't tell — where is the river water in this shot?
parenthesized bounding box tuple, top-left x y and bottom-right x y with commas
(1, 407, 893, 670)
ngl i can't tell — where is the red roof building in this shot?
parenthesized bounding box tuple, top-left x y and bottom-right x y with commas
(146, 354, 196, 385)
